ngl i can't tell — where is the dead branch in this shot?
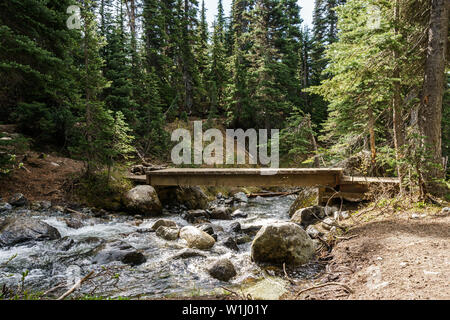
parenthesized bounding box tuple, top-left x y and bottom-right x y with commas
(219, 286, 252, 300)
(57, 270, 95, 300)
(283, 263, 297, 285)
(20, 164, 31, 173)
(295, 281, 353, 298)
(334, 235, 358, 241)
(42, 282, 66, 297)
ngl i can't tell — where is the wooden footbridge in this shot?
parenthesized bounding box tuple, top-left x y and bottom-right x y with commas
(128, 168, 399, 205)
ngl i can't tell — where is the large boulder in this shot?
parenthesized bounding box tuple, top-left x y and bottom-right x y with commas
(290, 206, 326, 227)
(175, 186, 208, 209)
(208, 259, 237, 282)
(157, 186, 208, 209)
(92, 241, 146, 266)
(251, 222, 315, 266)
(124, 185, 162, 216)
(0, 217, 61, 246)
(289, 188, 317, 217)
(179, 226, 215, 250)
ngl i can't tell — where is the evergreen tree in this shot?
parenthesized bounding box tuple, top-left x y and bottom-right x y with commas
(210, 17, 228, 114)
(70, 0, 133, 177)
(227, 0, 252, 128)
(135, 69, 169, 157)
(196, 0, 210, 114)
(103, 1, 139, 123)
(179, 0, 200, 115)
(216, 0, 226, 42)
(0, 0, 79, 144)
(310, 0, 431, 176)
(308, 0, 346, 127)
(276, 0, 303, 109)
(247, 0, 291, 130)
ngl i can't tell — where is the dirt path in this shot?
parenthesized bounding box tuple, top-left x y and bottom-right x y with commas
(295, 209, 450, 300)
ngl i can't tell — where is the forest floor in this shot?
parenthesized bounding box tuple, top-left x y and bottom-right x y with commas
(288, 206, 450, 300)
(0, 151, 84, 203)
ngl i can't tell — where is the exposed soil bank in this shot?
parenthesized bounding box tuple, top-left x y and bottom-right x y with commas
(287, 209, 450, 300)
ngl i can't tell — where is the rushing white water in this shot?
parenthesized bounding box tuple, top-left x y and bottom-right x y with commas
(0, 196, 321, 298)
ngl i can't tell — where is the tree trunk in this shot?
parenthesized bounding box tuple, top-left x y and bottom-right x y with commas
(307, 115, 320, 168)
(83, 4, 93, 176)
(393, 0, 405, 193)
(368, 106, 377, 172)
(125, 0, 138, 73)
(419, 0, 449, 181)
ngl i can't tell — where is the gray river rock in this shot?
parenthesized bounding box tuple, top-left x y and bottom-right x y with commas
(0, 217, 61, 247)
(251, 222, 315, 266)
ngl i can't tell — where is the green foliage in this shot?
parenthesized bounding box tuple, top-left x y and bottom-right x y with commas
(280, 108, 312, 161)
(0, 0, 80, 145)
(0, 133, 30, 176)
(73, 167, 133, 210)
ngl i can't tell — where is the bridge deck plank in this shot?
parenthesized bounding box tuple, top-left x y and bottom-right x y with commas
(147, 168, 344, 175)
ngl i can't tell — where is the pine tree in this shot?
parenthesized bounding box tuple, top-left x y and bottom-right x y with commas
(308, 0, 346, 127)
(70, 0, 133, 177)
(227, 0, 252, 128)
(179, 0, 200, 115)
(247, 0, 289, 129)
(276, 0, 303, 109)
(196, 0, 210, 114)
(210, 16, 228, 115)
(217, 0, 226, 42)
(143, 0, 177, 110)
(0, 0, 79, 144)
(136, 69, 169, 157)
(310, 0, 327, 85)
(103, 1, 139, 123)
(310, 0, 433, 177)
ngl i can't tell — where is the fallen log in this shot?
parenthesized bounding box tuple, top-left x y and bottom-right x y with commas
(248, 190, 300, 198)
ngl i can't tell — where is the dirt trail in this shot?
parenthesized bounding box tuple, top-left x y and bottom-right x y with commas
(296, 210, 450, 300)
